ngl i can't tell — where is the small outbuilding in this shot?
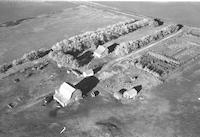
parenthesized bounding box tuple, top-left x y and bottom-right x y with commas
(83, 69, 94, 77)
(113, 91, 123, 100)
(123, 85, 142, 99)
(93, 46, 107, 58)
(113, 88, 126, 100)
(53, 82, 76, 107)
(123, 88, 137, 99)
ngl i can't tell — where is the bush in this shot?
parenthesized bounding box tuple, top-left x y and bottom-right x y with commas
(22, 50, 38, 61)
(58, 54, 79, 69)
(14, 48, 50, 65)
(12, 58, 24, 66)
(37, 48, 51, 58)
(0, 63, 12, 73)
(49, 51, 79, 69)
(114, 42, 129, 56)
(152, 18, 164, 27)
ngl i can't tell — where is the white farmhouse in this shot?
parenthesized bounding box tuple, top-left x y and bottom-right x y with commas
(53, 82, 76, 107)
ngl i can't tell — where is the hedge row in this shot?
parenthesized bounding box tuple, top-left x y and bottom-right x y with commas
(0, 48, 50, 73)
(114, 24, 182, 56)
(51, 19, 153, 55)
(49, 18, 160, 68)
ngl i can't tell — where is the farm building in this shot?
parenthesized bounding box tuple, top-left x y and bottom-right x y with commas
(123, 85, 142, 99)
(93, 46, 107, 58)
(83, 69, 94, 77)
(113, 88, 126, 100)
(123, 88, 138, 99)
(53, 82, 76, 107)
(113, 91, 123, 100)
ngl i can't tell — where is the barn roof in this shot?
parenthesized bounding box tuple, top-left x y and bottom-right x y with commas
(53, 82, 76, 107)
(93, 46, 106, 58)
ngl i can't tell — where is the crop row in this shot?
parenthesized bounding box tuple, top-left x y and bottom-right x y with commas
(135, 53, 180, 77)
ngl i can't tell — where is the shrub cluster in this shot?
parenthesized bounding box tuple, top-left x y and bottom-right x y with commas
(0, 63, 13, 73)
(152, 18, 164, 27)
(48, 51, 79, 69)
(114, 24, 181, 56)
(13, 48, 50, 65)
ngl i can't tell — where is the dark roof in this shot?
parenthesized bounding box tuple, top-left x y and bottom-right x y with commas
(134, 85, 142, 93)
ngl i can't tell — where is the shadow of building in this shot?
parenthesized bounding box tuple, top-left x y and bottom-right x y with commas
(134, 85, 142, 93)
(77, 51, 94, 66)
(75, 76, 99, 97)
(107, 43, 119, 53)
